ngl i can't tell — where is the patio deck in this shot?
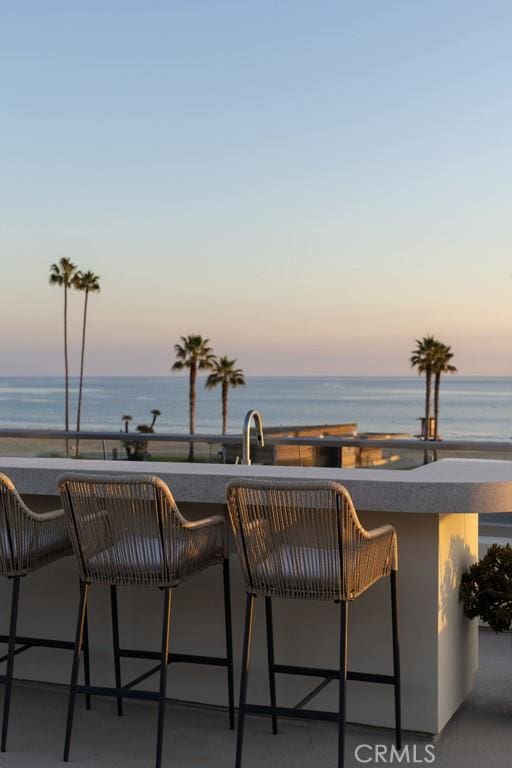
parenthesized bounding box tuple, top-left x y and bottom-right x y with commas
(0, 628, 509, 768)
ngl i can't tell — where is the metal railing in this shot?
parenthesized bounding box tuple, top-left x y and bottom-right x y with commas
(0, 428, 511, 453)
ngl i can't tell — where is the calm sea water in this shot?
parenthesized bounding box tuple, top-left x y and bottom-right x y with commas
(0, 376, 510, 441)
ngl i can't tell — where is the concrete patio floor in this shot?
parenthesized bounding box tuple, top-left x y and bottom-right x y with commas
(0, 629, 510, 768)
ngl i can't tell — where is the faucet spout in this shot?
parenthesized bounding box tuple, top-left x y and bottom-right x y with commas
(242, 410, 264, 465)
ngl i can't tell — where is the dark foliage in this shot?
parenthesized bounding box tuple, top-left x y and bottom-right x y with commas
(460, 544, 512, 633)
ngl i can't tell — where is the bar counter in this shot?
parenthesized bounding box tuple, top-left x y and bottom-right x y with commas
(1, 457, 511, 735)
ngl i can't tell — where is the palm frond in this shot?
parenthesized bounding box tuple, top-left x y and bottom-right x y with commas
(171, 335, 215, 371)
(74, 270, 101, 292)
(204, 355, 246, 389)
(410, 335, 439, 372)
(49, 258, 78, 287)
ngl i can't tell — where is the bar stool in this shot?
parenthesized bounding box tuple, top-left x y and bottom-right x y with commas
(0, 473, 91, 752)
(59, 473, 234, 768)
(226, 478, 401, 768)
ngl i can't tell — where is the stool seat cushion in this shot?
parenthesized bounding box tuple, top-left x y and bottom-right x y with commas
(252, 544, 341, 599)
(249, 535, 395, 601)
(86, 532, 224, 587)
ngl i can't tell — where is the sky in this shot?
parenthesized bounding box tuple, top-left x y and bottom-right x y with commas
(1, 1, 511, 376)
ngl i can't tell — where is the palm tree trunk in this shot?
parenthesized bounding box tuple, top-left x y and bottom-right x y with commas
(434, 373, 441, 440)
(64, 282, 70, 457)
(433, 372, 441, 460)
(222, 381, 228, 434)
(188, 363, 197, 461)
(423, 368, 432, 464)
(75, 289, 89, 456)
(424, 368, 432, 438)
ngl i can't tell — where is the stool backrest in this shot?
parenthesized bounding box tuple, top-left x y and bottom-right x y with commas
(59, 474, 188, 586)
(226, 479, 385, 601)
(0, 473, 69, 576)
(0, 474, 26, 575)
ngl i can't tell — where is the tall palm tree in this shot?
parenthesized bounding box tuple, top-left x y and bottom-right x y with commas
(172, 335, 215, 461)
(49, 258, 78, 455)
(205, 356, 246, 434)
(73, 271, 100, 454)
(410, 335, 438, 440)
(432, 341, 457, 441)
(150, 409, 161, 429)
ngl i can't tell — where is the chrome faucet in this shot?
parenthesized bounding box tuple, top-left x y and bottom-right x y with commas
(242, 410, 264, 465)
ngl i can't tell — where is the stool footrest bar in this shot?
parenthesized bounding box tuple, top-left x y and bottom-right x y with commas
(74, 685, 159, 702)
(348, 671, 395, 685)
(0, 644, 32, 666)
(123, 664, 163, 691)
(119, 648, 228, 667)
(245, 704, 340, 722)
(273, 663, 395, 685)
(0, 634, 75, 650)
(293, 677, 334, 710)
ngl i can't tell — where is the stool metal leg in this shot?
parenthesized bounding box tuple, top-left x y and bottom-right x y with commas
(63, 581, 89, 762)
(222, 558, 235, 730)
(1, 575, 21, 752)
(82, 608, 92, 710)
(155, 587, 172, 768)
(391, 571, 402, 749)
(265, 596, 278, 735)
(110, 585, 123, 716)
(235, 593, 255, 768)
(338, 601, 348, 768)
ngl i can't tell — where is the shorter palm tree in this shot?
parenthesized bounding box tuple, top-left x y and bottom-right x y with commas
(206, 356, 246, 434)
(410, 335, 438, 439)
(172, 335, 215, 460)
(150, 409, 162, 429)
(133, 410, 161, 460)
(121, 410, 160, 460)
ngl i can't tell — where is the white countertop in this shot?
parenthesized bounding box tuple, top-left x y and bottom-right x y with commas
(1, 457, 512, 514)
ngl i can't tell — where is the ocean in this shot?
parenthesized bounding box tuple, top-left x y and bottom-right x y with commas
(0, 376, 510, 441)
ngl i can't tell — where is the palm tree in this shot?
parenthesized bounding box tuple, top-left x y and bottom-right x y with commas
(73, 271, 100, 454)
(432, 342, 457, 441)
(410, 335, 438, 440)
(172, 335, 215, 460)
(206, 356, 245, 434)
(49, 258, 78, 455)
(122, 414, 133, 433)
(150, 409, 161, 429)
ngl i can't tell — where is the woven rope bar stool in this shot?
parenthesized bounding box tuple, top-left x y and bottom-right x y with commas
(0, 473, 91, 752)
(226, 478, 401, 768)
(59, 473, 234, 768)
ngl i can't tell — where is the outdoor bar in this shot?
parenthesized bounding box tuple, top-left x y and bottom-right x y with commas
(1, 456, 509, 739)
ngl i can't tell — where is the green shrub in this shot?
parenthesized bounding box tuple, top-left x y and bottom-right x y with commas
(460, 543, 512, 633)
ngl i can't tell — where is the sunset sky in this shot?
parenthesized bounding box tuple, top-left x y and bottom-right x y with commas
(1, 1, 511, 376)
